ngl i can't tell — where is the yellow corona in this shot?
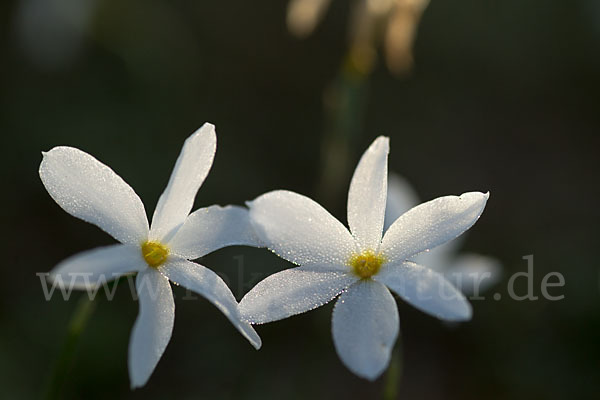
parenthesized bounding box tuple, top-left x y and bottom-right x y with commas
(141, 241, 169, 268)
(348, 250, 385, 279)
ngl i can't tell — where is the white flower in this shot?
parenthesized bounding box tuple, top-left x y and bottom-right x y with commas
(287, 0, 431, 74)
(385, 173, 502, 295)
(239, 136, 489, 380)
(39, 123, 261, 389)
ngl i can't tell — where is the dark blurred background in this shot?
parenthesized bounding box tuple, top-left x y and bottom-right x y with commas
(1, 0, 599, 399)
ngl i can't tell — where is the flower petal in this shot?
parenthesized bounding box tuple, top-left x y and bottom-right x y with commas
(160, 258, 261, 349)
(332, 279, 399, 381)
(444, 253, 502, 296)
(384, 173, 419, 231)
(150, 123, 217, 241)
(128, 268, 174, 389)
(49, 244, 145, 290)
(39, 146, 149, 245)
(381, 192, 489, 263)
(167, 205, 262, 259)
(347, 136, 389, 251)
(374, 261, 472, 321)
(239, 267, 358, 324)
(248, 190, 357, 269)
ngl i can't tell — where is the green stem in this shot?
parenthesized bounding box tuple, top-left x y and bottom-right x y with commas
(383, 343, 403, 400)
(316, 51, 372, 208)
(43, 294, 97, 400)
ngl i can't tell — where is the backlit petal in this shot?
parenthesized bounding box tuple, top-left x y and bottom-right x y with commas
(239, 266, 358, 324)
(128, 269, 174, 389)
(374, 261, 472, 321)
(49, 244, 145, 290)
(39, 146, 149, 244)
(347, 136, 389, 251)
(160, 258, 261, 349)
(248, 190, 357, 270)
(150, 123, 216, 241)
(381, 192, 489, 263)
(167, 205, 262, 259)
(332, 279, 399, 380)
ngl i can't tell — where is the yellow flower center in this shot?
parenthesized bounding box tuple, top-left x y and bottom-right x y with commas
(348, 250, 385, 279)
(141, 241, 169, 268)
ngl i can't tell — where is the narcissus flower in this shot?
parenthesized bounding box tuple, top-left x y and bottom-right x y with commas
(240, 136, 489, 380)
(287, 0, 431, 75)
(40, 123, 261, 389)
(385, 173, 501, 295)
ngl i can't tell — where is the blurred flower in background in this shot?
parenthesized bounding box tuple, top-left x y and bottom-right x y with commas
(307, 0, 431, 208)
(287, 0, 430, 75)
(385, 173, 502, 296)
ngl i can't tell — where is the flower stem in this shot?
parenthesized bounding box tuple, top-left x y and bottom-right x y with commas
(383, 344, 403, 400)
(43, 294, 97, 399)
(316, 49, 372, 207)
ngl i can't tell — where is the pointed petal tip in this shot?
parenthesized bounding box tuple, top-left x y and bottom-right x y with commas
(237, 313, 263, 349)
(362, 371, 382, 382)
(181, 122, 217, 148)
(129, 372, 147, 390)
(251, 336, 262, 350)
(199, 122, 216, 136)
(40, 147, 63, 161)
(442, 301, 472, 322)
(190, 122, 217, 140)
(462, 301, 474, 320)
(344, 367, 382, 381)
(348, 364, 385, 381)
(371, 135, 390, 152)
(459, 191, 490, 207)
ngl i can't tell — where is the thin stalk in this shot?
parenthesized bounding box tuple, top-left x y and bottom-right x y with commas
(42, 294, 97, 399)
(383, 344, 403, 400)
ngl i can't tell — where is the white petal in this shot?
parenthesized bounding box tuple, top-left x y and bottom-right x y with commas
(239, 267, 358, 324)
(50, 244, 145, 290)
(381, 192, 489, 263)
(374, 261, 472, 321)
(150, 123, 217, 241)
(384, 173, 419, 231)
(332, 279, 399, 381)
(128, 269, 174, 389)
(248, 190, 357, 270)
(39, 146, 149, 245)
(347, 136, 389, 250)
(167, 205, 262, 259)
(444, 253, 502, 295)
(160, 258, 261, 349)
